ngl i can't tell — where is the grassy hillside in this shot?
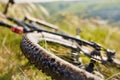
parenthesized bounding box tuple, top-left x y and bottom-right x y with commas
(41, 0, 120, 22)
(0, 2, 120, 80)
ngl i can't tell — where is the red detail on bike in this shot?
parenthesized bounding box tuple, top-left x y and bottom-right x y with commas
(11, 26, 23, 34)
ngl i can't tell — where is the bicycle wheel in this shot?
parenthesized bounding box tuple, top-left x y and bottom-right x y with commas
(20, 32, 104, 80)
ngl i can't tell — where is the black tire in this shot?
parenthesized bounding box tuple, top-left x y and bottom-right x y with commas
(20, 32, 104, 80)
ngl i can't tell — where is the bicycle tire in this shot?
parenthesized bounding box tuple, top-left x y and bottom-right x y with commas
(20, 32, 103, 80)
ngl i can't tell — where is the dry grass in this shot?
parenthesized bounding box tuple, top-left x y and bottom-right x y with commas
(0, 2, 120, 80)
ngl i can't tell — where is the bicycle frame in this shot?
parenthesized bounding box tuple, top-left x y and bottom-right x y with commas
(0, 15, 120, 80)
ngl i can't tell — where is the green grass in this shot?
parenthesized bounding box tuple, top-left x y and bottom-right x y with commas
(0, 2, 52, 80)
(0, 2, 120, 80)
(0, 27, 52, 80)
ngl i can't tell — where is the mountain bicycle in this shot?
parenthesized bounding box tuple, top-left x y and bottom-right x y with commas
(0, 15, 120, 80)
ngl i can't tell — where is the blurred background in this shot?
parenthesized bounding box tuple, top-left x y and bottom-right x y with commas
(0, 0, 120, 80)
